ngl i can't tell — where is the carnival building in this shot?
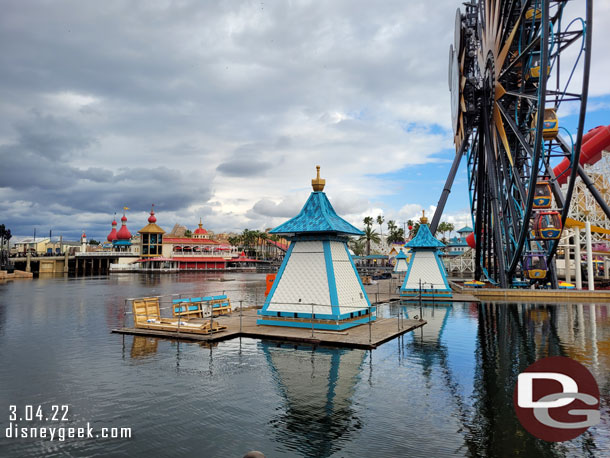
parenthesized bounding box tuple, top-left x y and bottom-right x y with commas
(258, 167, 374, 330)
(393, 250, 409, 273)
(400, 212, 452, 298)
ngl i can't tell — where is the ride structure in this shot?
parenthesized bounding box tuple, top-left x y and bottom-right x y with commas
(432, 0, 596, 287)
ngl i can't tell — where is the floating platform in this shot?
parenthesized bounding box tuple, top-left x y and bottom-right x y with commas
(466, 287, 610, 302)
(112, 309, 426, 350)
(363, 278, 480, 303)
(0, 269, 33, 280)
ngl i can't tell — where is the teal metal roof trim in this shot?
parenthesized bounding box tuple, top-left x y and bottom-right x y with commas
(456, 226, 473, 233)
(405, 224, 445, 248)
(270, 192, 364, 236)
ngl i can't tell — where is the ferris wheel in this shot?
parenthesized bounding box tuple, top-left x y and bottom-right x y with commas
(433, 0, 592, 287)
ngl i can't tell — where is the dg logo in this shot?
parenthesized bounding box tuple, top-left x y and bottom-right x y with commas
(513, 356, 600, 442)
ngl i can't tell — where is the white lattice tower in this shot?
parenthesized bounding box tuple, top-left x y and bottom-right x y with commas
(564, 150, 610, 243)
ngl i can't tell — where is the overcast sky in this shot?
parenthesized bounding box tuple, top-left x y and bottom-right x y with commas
(1, 0, 609, 241)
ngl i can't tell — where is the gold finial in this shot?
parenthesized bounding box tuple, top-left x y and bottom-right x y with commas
(198, 217, 203, 228)
(312, 165, 326, 192)
(420, 210, 428, 225)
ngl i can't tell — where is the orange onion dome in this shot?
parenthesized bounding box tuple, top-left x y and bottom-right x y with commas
(107, 218, 118, 242)
(117, 213, 132, 240)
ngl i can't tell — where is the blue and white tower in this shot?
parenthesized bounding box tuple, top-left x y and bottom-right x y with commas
(400, 212, 452, 299)
(393, 250, 409, 273)
(258, 166, 374, 330)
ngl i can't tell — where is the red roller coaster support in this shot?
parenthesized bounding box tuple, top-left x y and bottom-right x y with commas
(553, 125, 610, 185)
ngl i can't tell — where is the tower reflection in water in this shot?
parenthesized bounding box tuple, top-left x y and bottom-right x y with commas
(260, 341, 365, 457)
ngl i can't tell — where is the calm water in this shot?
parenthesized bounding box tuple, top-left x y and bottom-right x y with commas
(0, 273, 608, 457)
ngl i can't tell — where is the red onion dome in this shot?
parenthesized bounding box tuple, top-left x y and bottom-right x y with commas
(107, 228, 118, 242)
(107, 218, 118, 242)
(148, 207, 157, 224)
(194, 218, 207, 235)
(117, 213, 132, 240)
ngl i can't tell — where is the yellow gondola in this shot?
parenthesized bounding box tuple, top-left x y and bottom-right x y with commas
(532, 108, 558, 140)
(533, 181, 552, 209)
(526, 8, 542, 20)
(528, 57, 551, 80)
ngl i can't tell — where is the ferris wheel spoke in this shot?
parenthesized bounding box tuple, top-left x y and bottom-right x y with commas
(499, 35, 540, 80)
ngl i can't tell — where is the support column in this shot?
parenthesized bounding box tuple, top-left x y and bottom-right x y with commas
(585, 221, 594, 291)
(605, 258, 609, 280)
(574, 229, 582, 290)
(64, 251, 69, 273)
(26, 252, 31, 273)
(565, 242, 571, 283)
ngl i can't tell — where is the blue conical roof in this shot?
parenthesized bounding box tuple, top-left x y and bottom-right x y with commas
(270, 192, 363, 236)
(405, 224, 445, 248)
(395, 250, 408, 259)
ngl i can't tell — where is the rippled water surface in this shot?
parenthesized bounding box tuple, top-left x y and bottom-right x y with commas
(0, 273, 608, 457)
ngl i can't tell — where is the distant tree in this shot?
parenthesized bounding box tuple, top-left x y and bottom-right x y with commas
(387, 227, 405, 244)
(349, 239, 366, 257)
(258, 231, 269, 259)
(437, 221, 455, 243)
(88, 239, 100, 246)
(408, 220, 420, 239)
(0, 224, 12, 244)
(376, 215, 385, 237)
(227, 235, 241, 249)
(359, 226, 380, 258)
(184, 229, 192, 238)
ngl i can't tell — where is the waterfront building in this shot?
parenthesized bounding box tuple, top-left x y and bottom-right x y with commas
(400, 212, 452, 298)
(445, 226, 473, 255)
(163, 226, 233, 270)
(134, 207, 177, 271)
(258, 167, 374, 330)
(393, 250, 409, 273)
(113, 212, 133, 252)
(12, 238, 51, 255)
(138, 206, 165, 258)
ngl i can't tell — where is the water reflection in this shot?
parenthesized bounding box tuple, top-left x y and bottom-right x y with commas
(130, 336, 158, 359)
(1, 274, 608, 457)
(261, 342, 365, 457)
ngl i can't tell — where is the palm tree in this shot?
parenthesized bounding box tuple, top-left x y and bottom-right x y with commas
(363, 216, 373, 229)
(387, 219, 397, 234)
(437, 221, 455, 243)
(259, 231, 269, 260)
(387, 227, 405, 244)
(241, 229, 257, 256)
(376, 215, 384, 237)
(227, 235, 241, 250)
(349, 239, 366, 257)
(359, 226, 381, 258)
